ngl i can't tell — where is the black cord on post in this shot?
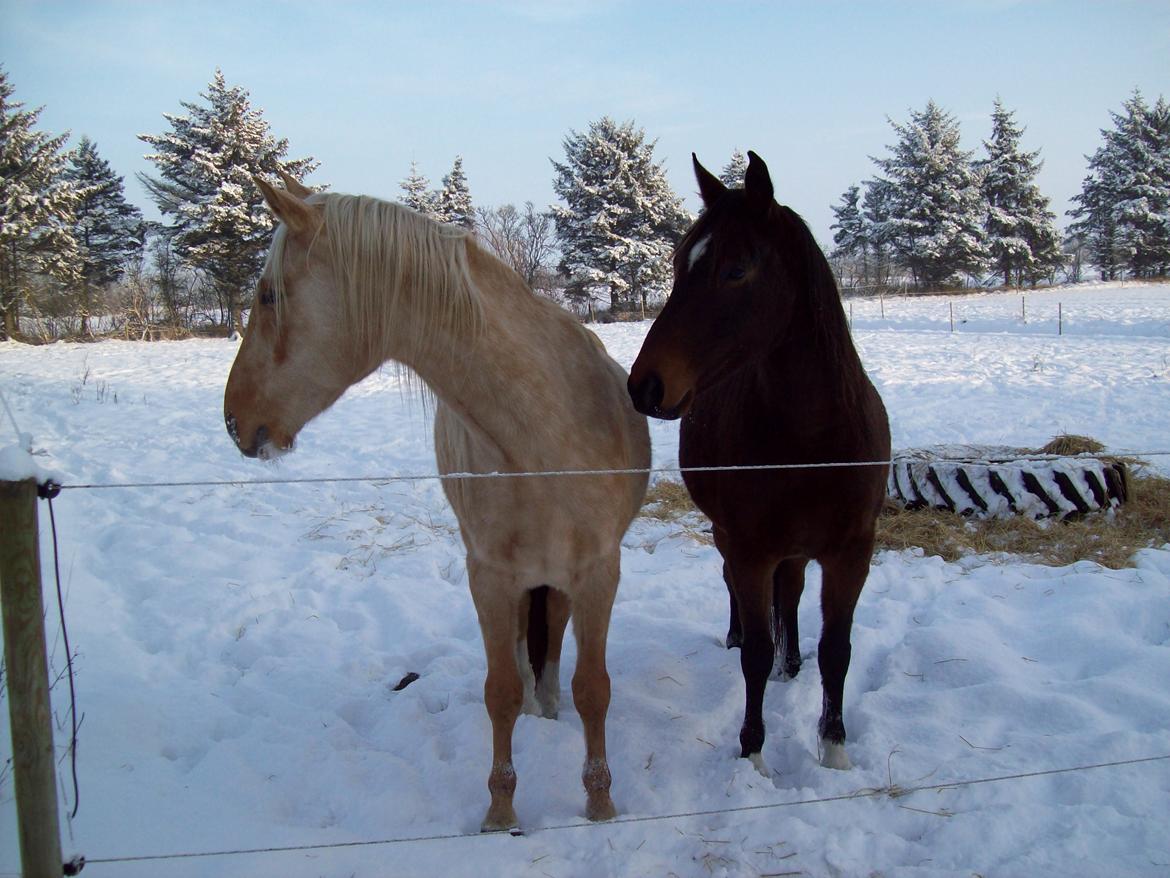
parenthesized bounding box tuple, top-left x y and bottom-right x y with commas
(37, 481, 82, 824)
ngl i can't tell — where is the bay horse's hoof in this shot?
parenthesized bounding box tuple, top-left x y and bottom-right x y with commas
(818, 737, 852, 770)
(747, 751, 771, 778)
(480, 803, 519, 833)
(725, 629, 743, 649)
(586, 792, 617, 822)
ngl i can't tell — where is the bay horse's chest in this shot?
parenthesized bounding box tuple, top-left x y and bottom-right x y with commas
(679, 375, 889, 556)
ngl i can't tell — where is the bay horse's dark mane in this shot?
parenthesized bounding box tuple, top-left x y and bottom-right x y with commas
(773, 204, 859, 376)
(677, 193, 861, 392)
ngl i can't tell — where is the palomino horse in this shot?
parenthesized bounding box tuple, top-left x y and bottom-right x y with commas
(224, 175, 649, 830)
(628, 153, 890, 774)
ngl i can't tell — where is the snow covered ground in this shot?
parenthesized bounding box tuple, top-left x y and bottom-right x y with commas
(2, 283, 1169, 877)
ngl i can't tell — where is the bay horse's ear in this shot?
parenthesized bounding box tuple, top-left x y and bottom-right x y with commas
(254, 176, 316, 236)
(276, 169, 314, 200)
(744, 151, 775, 212)
(693, 153, 728, 208)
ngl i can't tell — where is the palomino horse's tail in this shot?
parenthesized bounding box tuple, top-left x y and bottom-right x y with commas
(526, 585, 550, 684)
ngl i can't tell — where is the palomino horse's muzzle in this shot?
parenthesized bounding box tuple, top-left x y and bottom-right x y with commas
(224, 410, 268, 459)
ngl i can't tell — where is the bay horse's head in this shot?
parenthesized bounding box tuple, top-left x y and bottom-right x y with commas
(223, 175, 365, 460)
(628, 151, 808, 420)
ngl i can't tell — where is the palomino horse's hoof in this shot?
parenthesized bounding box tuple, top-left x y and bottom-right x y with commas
(586, 793, 617, 822)
(480, 804, 519, 833)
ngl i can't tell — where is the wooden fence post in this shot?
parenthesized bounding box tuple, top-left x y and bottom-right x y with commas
(0, 478, 65, 878)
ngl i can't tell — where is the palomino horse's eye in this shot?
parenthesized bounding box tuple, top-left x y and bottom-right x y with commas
(258, 283, 275, 307)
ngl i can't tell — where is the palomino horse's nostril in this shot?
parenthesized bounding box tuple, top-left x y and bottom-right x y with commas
(628, 372, 664, 417)
(225, 412, 240, 445)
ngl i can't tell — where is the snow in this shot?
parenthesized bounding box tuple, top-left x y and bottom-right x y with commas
(2, 284, 1169, 877)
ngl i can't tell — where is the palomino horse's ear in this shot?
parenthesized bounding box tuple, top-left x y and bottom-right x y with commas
(254, 176, 316, 236)
(744, 151, 775, 212)
(276, 169, 314, 200)
(693, 153, 728, 208)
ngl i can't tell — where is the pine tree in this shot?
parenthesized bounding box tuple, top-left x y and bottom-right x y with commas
(719, 149, 749, 188)
(438, 155, 474, 228)
(977, 99, 1063, 286)
(862, 178, 896, 289)
(830, 184, 869, 286)
(0, 69, 78, 338)
(65, 137, 145, 333)
(552, 116, 691, 312)
(139, 69, 317, 332)
(1105, 91, 1170, 278)
(400, 161, 440, 219)
(872, 100, 990, 288)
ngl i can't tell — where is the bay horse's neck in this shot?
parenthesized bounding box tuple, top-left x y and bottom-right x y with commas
(761, 274, 865, 406)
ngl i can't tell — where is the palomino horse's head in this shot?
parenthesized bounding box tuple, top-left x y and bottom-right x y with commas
(223, 176, 367, 459)
(628, 151, 803, 420)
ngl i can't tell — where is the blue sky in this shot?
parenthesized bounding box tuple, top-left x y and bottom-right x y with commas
(2, 0, 1167, 244)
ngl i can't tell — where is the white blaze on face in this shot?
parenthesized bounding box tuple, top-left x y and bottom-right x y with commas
(687, 234, 712, 273)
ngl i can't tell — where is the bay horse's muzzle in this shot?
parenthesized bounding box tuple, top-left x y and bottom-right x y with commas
(627, 371, 691, 421)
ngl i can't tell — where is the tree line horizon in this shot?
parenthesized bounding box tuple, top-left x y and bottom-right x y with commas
(2, 67, 1166, 341)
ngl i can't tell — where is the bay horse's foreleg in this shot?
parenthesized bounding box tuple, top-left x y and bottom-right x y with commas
(536, 588, 571, 720)
(816, 545, 872, 771)
(773, 558, 809, 681)
(569, 558, 620, 821)
(722, 559, 742, 649)
(721, 541, 778, 774)
(468, 560, 524, 831)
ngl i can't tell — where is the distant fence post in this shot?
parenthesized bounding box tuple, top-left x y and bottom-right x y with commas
(1059, 302, 1063, 336)
(0, 479, 65, 878)
(1021, 295, 1026, 324)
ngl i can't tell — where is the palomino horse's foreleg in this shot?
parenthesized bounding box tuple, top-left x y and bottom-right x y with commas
(570, 560, 619, 821)
(536, 588, 571, 720)
(468, 561, 525, 831)
(816, 545, 872, 771)
(773, 557, 809, 681)
(516, 589, 541, 716)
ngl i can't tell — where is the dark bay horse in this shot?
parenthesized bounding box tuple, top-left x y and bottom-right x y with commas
(628, 152, 890, 773)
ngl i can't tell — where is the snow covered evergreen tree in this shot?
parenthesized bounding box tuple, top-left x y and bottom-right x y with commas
(438, 156, 474, 228)
(65, 136, 145, 333)
(862, 178, 897, 289)
(830, 184, 869, 286)
(977, 99, 1063, 286)
(1070, 91, 1170, 279)
(871, 100, 990, 288)
(400, 161, 440, 219)
(139, 69, 317, 332)
(719, 149, 749, 188)
(552, 117, 691, 312)
(0, 69, 78, 338)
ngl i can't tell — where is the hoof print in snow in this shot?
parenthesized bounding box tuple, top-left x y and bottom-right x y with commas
(888, 443, 1128, 521)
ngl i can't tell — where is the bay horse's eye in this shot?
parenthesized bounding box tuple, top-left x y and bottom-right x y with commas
(724, 266, 747, 282)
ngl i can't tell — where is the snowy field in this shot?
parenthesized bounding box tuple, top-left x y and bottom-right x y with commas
(2, 283, 1169, 877)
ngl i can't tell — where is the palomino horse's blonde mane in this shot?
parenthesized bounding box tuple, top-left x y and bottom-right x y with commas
(269, 193, 482, 362)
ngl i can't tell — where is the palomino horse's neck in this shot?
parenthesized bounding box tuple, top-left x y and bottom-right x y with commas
(390, 242, 577, 466)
